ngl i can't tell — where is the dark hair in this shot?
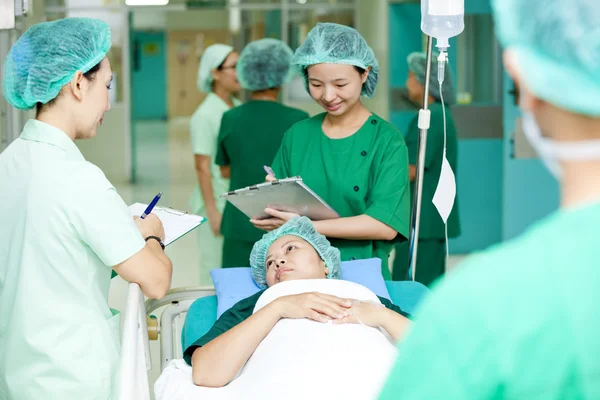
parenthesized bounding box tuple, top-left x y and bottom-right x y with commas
(304, 65, 366, 77)
(35, 61, 103, 116)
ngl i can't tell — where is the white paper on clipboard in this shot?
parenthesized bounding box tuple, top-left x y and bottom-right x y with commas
(221, 177, 339, 220)
(129, 203, 206, 246)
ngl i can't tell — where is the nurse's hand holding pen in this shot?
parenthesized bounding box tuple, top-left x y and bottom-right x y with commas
(134, 214, 165, 242)
(133, 192, 166, 242)
(264, 165, 276, 183)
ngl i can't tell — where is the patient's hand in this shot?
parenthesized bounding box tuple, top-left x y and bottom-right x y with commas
(333, 300, 411, 341)
(273, 292, 352, 323)
(332, 300, 386, 328)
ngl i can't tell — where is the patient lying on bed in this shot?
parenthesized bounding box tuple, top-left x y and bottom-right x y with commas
(183, 217, 411, 390)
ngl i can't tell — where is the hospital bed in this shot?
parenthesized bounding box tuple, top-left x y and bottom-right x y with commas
(117, 278, 429, 400)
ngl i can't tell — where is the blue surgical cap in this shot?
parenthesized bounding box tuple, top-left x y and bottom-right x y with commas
(408, 52, 457, 105)
(292, 22, 379, 98)
(238, 38, 294, 91)
(3, 18, 111, 110)
(492, 0, 600, 116)
(250, 217, 341, 289)
(197, 44, 234, 93)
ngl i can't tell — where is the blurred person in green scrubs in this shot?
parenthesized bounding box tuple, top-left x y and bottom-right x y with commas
(216, 38, 309, 268)
(252, 23, 411, 280)
(392, 52, 461, 287)
(379, 0, 600, 398)
(190, 44, 242, 283)
(0, 18, 172, 400)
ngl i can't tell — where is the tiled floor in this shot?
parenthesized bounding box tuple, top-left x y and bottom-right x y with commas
(109, 118, 469, 396)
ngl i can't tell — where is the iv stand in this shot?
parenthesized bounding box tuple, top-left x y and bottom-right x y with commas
(408, 35, 434, 281)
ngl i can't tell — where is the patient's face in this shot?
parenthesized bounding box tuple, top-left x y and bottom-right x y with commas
(265, 235, 329, 287)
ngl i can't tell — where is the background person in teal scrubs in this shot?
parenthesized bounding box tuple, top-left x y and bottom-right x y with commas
(392, 52, 461, 287)
(379, 0, 600, 398)
(216, 38, 309, 268)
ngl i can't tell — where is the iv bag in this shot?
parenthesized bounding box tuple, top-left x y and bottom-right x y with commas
(421, 0, 465, 50)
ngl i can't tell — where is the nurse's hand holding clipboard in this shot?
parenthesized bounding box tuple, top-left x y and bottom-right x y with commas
(252, 166, 300, 231)
(251, 208, 300, 232)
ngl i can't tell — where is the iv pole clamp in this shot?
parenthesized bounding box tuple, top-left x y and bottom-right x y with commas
(407, 35, 434, 282)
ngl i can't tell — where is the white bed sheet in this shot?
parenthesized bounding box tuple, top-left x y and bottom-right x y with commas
(155, 280, 398, 400)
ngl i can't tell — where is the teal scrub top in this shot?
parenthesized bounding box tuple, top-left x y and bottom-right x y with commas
(216, 100, 309, 243)
(0, 120, 146, 399)
(189, 92, 242, 213)
(379, 202, 600, 399)
(271, 113, 411, 279)
(405, 102, 460, 239)
(183, 289, 410, 366)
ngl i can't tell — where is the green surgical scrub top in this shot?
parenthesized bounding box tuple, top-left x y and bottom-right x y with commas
(183, 289, 410, 366)
(272, 113, 411, 279)
(0, 120, 146, 400)
(379, 202, 600, 399)
(405, 102, 460, 239)
(216, 100, 309, 243)
(189, 92, 242, 213)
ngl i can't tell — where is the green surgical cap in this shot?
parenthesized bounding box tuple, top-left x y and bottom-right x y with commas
(492, 0, 600, 116)
(292, 22, 379, 98)
(3, 18, 111, 110)
(408, 52, 457, 105)
(237, 38, 294, 91)
(250, 217, 341, 289)
(197, 44, 234, 93)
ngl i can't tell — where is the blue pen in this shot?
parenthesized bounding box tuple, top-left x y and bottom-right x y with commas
(141, 192, 163, 219)
(263, 165, 275, 177)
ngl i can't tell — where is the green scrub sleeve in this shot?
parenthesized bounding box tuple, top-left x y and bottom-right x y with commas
(364, 136, 411, 240)
(271, 129, 292, 179)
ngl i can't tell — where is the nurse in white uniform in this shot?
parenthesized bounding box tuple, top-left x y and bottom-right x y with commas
(190, 44, 242, 283)
(0, 18, 173, 400)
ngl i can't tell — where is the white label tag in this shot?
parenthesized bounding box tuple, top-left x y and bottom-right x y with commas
(432, 154, 456, 223)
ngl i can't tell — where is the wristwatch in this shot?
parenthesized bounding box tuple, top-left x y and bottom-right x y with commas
(145, 235, 165, 250)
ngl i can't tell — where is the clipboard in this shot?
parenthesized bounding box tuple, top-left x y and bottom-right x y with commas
(221, 177, 339, 220)
(129, 203, 206, 246)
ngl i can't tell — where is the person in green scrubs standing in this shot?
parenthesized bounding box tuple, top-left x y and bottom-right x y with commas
(190, 44, 242, 284)
(216, 38, 309, 267)
(252, 23, 411, 280)
(392, 52, 461, 287)
(0, 18, 173, 400)
(379, 0, 600, 398)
